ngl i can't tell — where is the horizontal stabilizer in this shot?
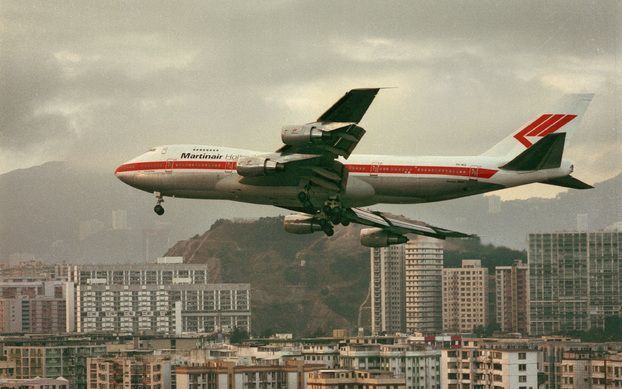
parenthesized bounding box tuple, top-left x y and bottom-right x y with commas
(541, 175, 594, 190)
(500, 133, 566, 171)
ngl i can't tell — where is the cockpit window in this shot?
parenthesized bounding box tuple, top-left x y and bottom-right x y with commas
(148, 148, 157, 152)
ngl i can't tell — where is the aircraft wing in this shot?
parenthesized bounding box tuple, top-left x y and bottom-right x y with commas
(277, 88, 380, 159)
(345, 207, 473, 240)
(237, 88, 382, 195)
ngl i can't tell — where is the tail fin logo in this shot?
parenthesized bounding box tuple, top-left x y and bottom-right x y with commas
(514, 114, 577, 147)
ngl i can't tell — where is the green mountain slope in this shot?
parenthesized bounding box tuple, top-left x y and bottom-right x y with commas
(165, 217, 525, 336)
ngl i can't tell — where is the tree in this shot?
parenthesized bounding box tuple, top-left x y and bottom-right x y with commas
(229, 326, 249, 344)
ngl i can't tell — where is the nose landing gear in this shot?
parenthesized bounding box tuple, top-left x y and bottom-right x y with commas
(154, 192, 164, 215)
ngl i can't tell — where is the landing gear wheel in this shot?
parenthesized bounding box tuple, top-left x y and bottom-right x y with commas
(330, 213, 341, 225)
(341, 219, 350, 226)
(297, 191, 309, 202)
(323, 226, 334, 237)
(154, 204, 165, 215)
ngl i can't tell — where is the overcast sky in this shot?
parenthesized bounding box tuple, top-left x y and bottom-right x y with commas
(1, 0, 620, 199)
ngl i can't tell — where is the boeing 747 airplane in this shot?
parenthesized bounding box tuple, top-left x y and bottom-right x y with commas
(115, 89, 593, 247)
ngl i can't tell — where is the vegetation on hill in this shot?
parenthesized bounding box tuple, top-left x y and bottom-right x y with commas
(166, 216, 526, 336)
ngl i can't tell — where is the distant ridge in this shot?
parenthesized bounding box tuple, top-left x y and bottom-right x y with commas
(0, 161, 619, 261)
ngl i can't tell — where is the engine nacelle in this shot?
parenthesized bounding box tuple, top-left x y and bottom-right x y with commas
(283, 214, 324, 234)
(360, 228, 408, 247)
(236, 156, 284, 177)
(281, 124, 330, 146)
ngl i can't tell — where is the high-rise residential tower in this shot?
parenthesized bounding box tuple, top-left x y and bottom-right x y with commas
(370, 245, 405, 334)
(404, 237, 443, 335)
(529, 229, 622, 335)
(496, 260, 529, 333)
(442, 260, 488, 333)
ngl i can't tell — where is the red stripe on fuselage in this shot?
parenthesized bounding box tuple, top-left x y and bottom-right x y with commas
(116, 161, 498, 179)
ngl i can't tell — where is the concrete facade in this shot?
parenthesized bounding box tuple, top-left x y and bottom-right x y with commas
(442, 260, 488, 333)
(405, 238, 443, 335)
(371, 245, 405, 334)
(496, 260, 529, 334)
(529, 231, 622, 335)
(69, 260, 250, 334)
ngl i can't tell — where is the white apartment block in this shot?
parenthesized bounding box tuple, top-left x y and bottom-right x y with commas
(371, 245, 405, 334)
(443, 260, 488, 333)
(339, 343, 441, 389)
(76, 283, 250, 334)
(441, 346, 538, 389)
(70, 258, 250, 334)
(303, 344, 340, 369)
(405, 237, 443, 335)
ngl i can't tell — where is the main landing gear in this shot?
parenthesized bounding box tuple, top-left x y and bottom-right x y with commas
(154, 192, 164, 215)
(298, 189, 348, 237)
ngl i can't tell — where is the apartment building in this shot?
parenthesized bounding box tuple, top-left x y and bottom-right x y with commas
(496, 260, 529, 334)
(175, 360, 322, 389)
(404, 238, 443, 335)
(86, 355, 171, 389)
(561, 351, 622, 389)
(0, 377, 69, 388)
(0, 280, 75, 333)
(302, 344, 340, 369)
(3, 343, 107, 389)
(529, 230, 622, 335)
(442, 260, 488, 333)
(371, 244, 405, 334)
(440, 339, 538, 389)
(307, 369, 405, 389)
(69, 258, 251, 334)
(339, 342, 442, 389)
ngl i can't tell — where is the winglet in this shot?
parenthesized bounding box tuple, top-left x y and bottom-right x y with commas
(317, 88, 381, 124)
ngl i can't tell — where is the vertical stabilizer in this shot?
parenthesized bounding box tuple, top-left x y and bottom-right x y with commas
(482, 94, 593, 161)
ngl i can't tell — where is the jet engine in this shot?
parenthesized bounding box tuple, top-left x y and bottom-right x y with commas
(281, 124, 330, 146)
(236, 156, 284, 177)
(360, 228, 408, 247)
(283, 214, 324, 234)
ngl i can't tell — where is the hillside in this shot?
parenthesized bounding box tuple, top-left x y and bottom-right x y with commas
(165, 216, 526, 336)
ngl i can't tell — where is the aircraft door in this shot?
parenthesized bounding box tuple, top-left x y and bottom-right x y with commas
(165, 159, 175, 174)
(370, 162, 381, 177)
(225, 161, 236, 173)
(469, 166, 479, 181)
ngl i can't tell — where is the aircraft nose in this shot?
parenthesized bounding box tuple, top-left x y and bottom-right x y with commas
(114, 164, 135, 186)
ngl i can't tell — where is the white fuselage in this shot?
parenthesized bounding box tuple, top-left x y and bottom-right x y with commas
(115, 144, 573, 209)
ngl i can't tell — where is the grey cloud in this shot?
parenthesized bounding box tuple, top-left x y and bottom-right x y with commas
(0, 0, 619, 195)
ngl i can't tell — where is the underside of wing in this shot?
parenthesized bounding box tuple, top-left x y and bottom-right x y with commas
(346, 207, 472, 240)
